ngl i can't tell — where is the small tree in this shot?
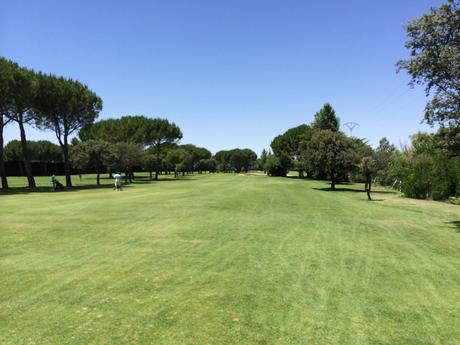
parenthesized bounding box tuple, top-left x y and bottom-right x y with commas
(71, 140, 110, 185)
(264, 154, 290, 177)
(145, 119, 182, 180)
(360, 156, 377, 200)
(305, 130, 357, 189)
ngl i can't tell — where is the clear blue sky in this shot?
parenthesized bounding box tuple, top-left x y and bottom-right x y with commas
(1, 0, 444, 155)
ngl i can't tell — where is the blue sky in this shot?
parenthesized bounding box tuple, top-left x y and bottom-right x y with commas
(1, 0, 443, 154)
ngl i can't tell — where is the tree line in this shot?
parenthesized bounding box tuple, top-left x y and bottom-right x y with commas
(0, 57, 102, 189)
(263, 0, 460, 201)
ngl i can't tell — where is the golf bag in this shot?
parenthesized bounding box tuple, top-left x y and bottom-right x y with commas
(55, 180, 64, 190)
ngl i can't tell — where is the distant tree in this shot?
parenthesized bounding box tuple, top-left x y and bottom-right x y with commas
(230, 149, 257, 173)
(32, 140, 62, 162)
(180, 144, 212, 173)
(259, 149, 268, 171)
(71, 140, 110, 185)
(312, 103, 340, 132)
(105, 142, 143, 183)
(3, 60, 38, 188)
(214, 150, 232, 172)
(264, 154, 290, 177)
(142, 153, 157, 180)
(5, 140, 61, 163)
(305, 130, 357, 189)
(271, 124, 312, 177)
(195, 158, 217, 173)
(34, 74, 102, 187)
(145, 119, 182, 180)
(4, 140, 25, 176)
(397, 0, 460, 126)
(164, 148, 190, 178)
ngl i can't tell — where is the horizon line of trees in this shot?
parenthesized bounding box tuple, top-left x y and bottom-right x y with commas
(0, 58, 258, 190)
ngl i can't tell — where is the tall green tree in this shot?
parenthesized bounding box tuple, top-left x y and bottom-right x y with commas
(271, 124, 312, 176)
(145, 118, 182, 180)
(35, 74, 102, 187)
(3, 60, 37, 188)
(312, 103, 340, 132)
(304, 130, 357, 189)
(397, 0, 460, 126)
(0, 57, 14, 190)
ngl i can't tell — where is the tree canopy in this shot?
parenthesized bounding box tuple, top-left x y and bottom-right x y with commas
(312, 103, 340, 132)
(398, 0, 460, 126)
(304, 130, 358, 189)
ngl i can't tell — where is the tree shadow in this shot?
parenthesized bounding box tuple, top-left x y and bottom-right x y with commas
(448, 221, 460, 233)
(312, 187, 396, 194)
(130, 176, 195, 183)
(0, 184, 133, 196)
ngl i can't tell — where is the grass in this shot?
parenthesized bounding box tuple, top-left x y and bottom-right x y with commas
(1, 173, 459, 344)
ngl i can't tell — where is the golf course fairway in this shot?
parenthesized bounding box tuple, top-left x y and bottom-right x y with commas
(1, 173, 459, 344)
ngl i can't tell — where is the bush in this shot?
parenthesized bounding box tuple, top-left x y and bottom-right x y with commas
(264, 155, 290, 177)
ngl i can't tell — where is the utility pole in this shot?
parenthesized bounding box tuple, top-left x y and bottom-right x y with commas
(343, 122, 359, 137)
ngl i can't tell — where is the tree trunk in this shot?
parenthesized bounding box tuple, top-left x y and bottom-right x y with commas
(96, 166, 100, 185)
(366, 174, 372, 201)
(125, 170, 129, 183)
(0, 119, 8, 190)
(330, 170, 336, 190)
(62, 137, 72, 187)
(155, 143, 160, 180)
(18, 120, 36, 188)
(149, 170, 153, 180)
(18, 161, 24, 176)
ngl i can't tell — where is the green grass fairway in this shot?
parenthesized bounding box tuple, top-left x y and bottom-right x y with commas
(1, 174, 460, 344)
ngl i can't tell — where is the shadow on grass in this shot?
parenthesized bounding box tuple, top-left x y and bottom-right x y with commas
(0, 176, 195, 195)
(131, 176, 195, 183)
(312, 187, 396, 194)
(0, 184, 133, 196)
(448, 221, 460, 233)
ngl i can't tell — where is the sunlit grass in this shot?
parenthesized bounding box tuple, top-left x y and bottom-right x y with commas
(1, 173, 459, 344)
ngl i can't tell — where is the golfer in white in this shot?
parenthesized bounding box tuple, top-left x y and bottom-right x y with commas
(113, 173, 122, 190)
